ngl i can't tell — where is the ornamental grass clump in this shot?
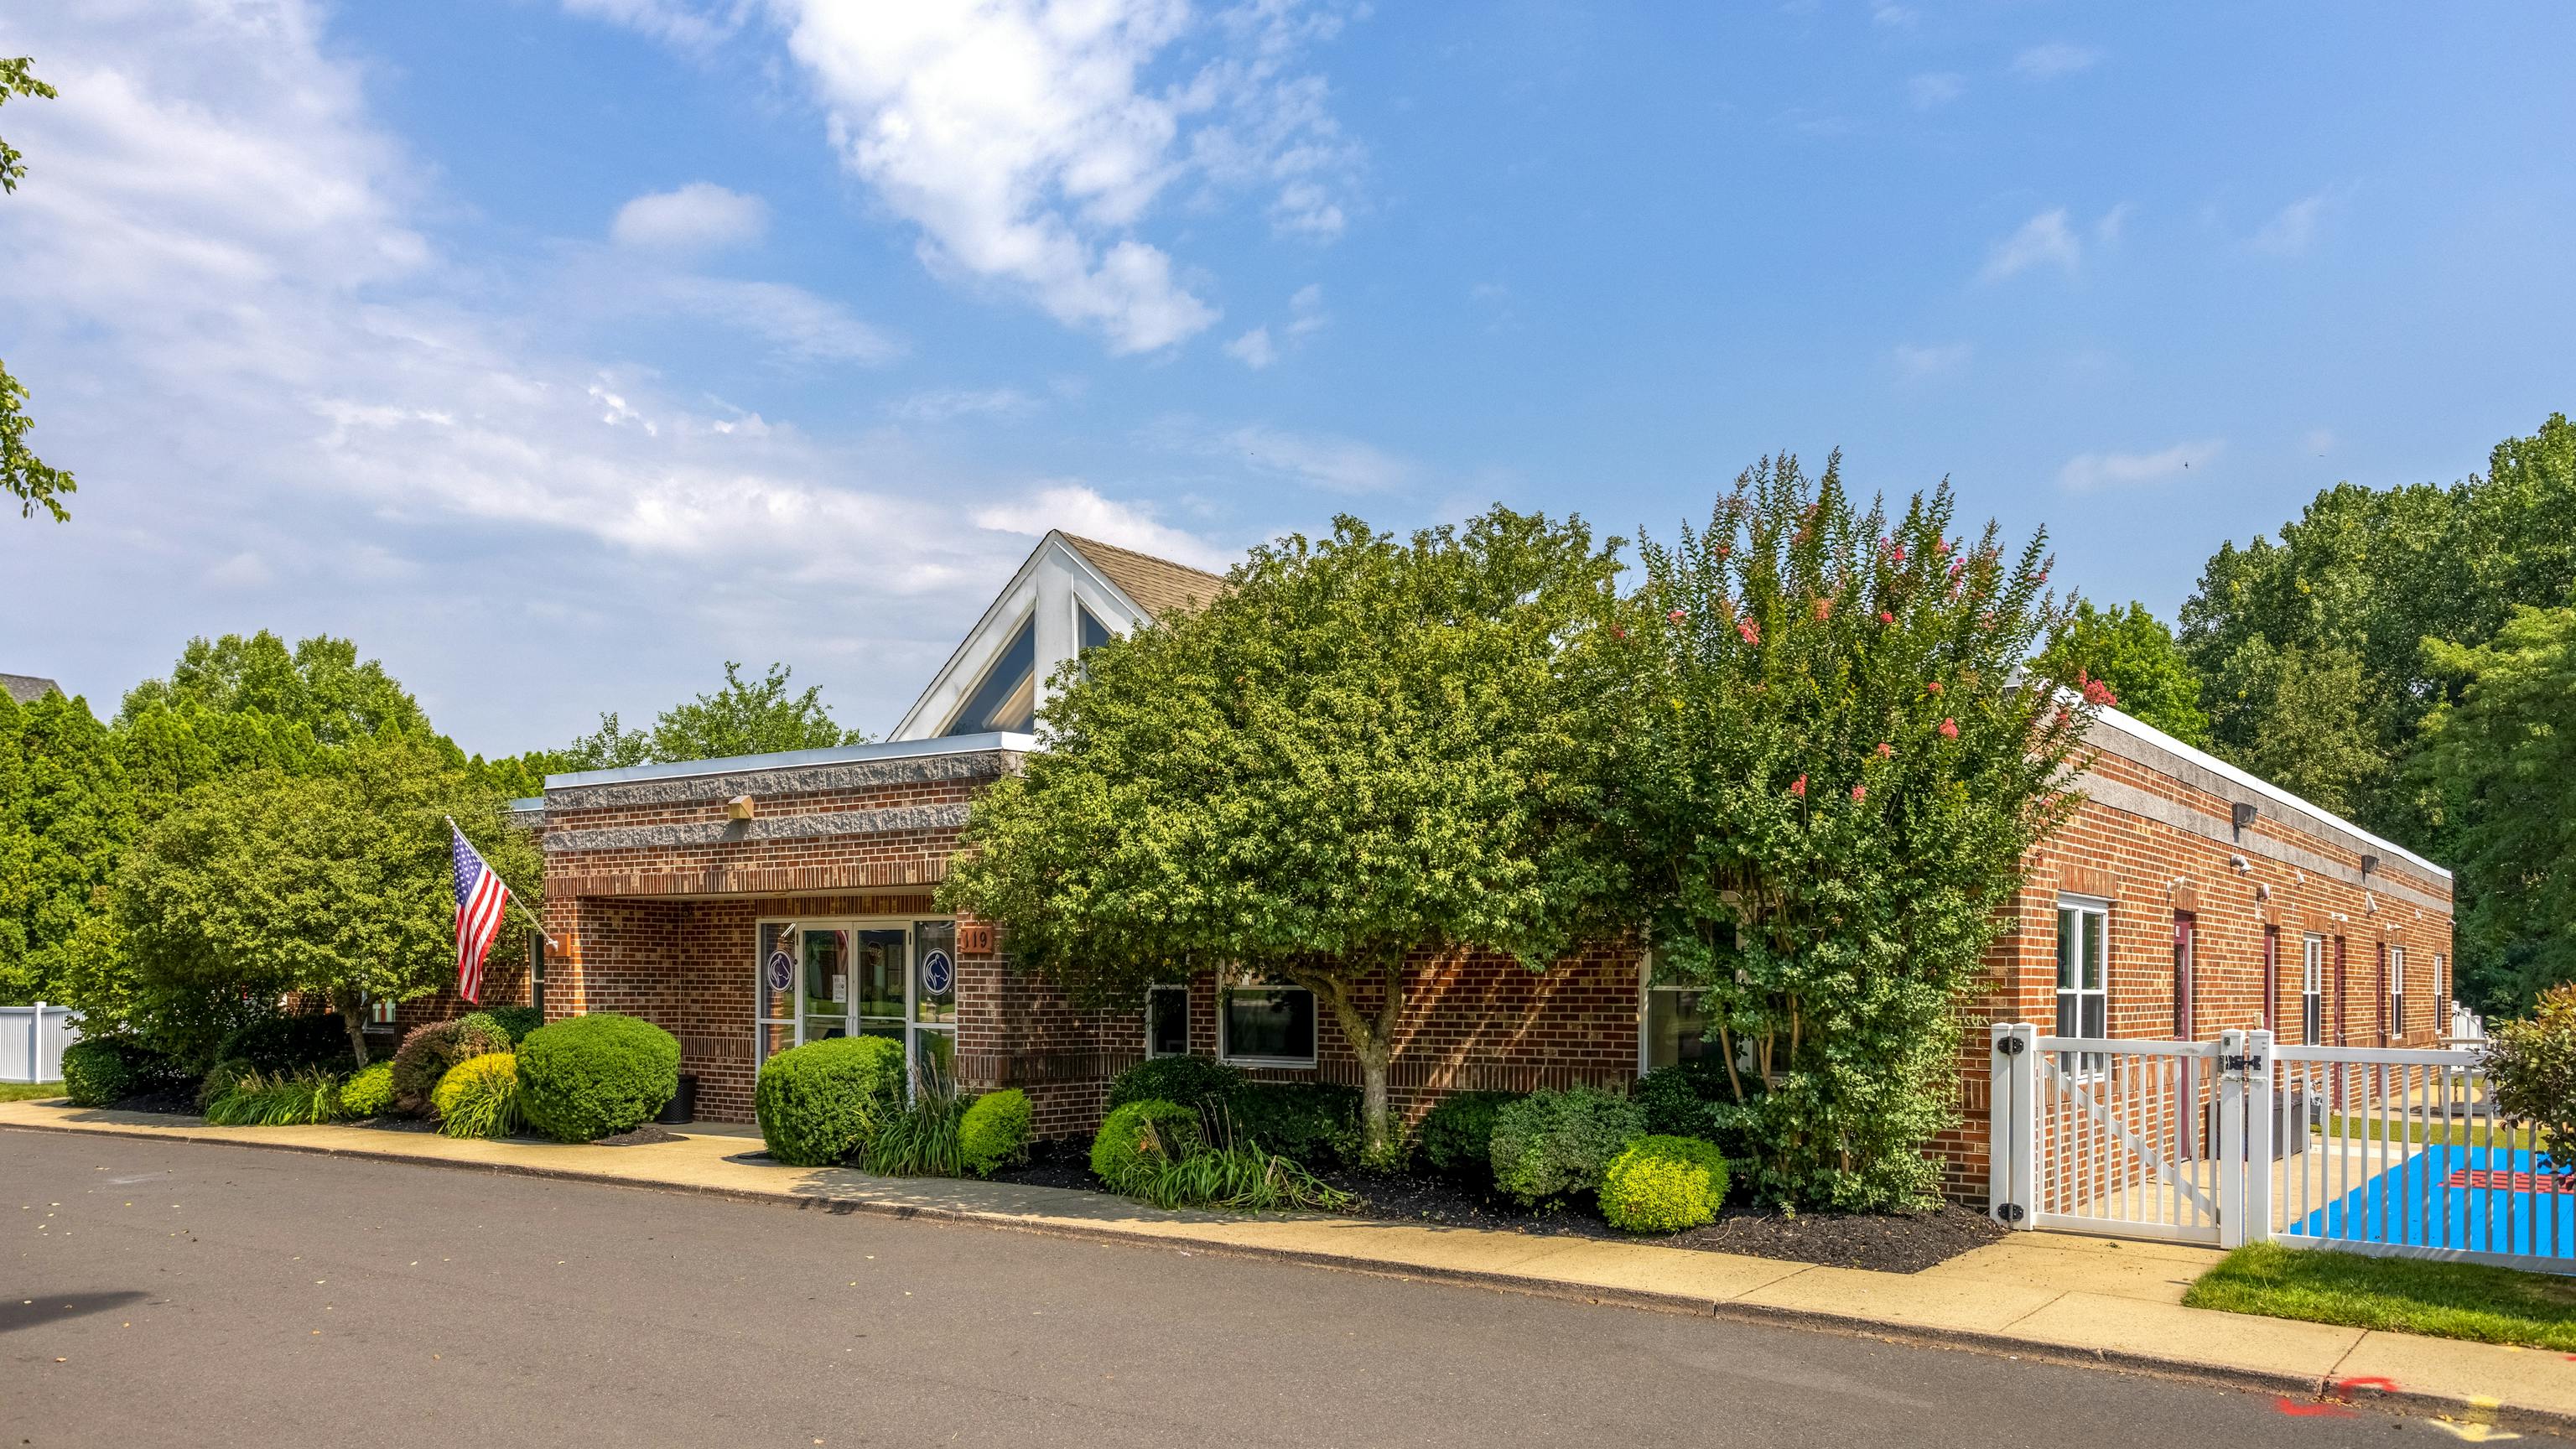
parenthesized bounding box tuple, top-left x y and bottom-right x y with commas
(431, 1052, 522, 1139)
(863, 1068, 969, 1176)
(204, 1067, 348, 1126)
(1599, 1135, 1732, 1233)
(1591, 454, 2096, 1210)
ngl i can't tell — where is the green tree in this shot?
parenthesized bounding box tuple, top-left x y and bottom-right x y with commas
(533, 662, 867, 772)
(0, 690, 136, 1004)
(942, 510, 1629, 1158)
(2034, 600, 2211, 745)
(2, 56, 75, 523)
(1590, 454, 2093, 1209)
(2199, 637, 2383, 818)
(113, 735, 541, 1063)
(2417, 607, 2576, 1014)
(120, 631, 431, 747)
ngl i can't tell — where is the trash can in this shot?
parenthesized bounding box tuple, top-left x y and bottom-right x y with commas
(656, 1072, 698, 1126)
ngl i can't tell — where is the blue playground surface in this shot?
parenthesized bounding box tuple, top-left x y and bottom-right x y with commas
(2292, 1143, 2576, 1268)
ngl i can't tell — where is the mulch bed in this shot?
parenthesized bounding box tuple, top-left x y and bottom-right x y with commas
(104, 1089, 199, 1116)
(988, 1140, 2004, 1274)
(592, 1124, 684, 1147)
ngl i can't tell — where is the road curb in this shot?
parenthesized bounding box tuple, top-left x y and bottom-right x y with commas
(8, 1114, 2565, 1432)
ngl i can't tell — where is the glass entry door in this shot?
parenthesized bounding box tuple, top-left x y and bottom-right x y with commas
(758, 918, 958, 1083)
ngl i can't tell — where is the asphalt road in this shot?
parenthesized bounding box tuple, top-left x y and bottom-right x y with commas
(5, 1130, 2424, 1447)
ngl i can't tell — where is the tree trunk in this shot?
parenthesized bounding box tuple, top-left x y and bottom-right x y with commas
(1296, 956, 1409, 1164)
(335, 989, 371, 1067)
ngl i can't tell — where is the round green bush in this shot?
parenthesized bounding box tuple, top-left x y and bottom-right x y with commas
(1090, 1098, 1202, 1189)
(60, 1037, 148, 1107)
(433, 1052, 523, 1139)
(216, 1011, 356, 1075)
(959, 1088, 1034, 1177)
(338, 1061, 397, 1118)
(1633, 1060, 1731, 1139)
(1105, 1056, 1244, 1112)
(1419, 1090, 1524, 1178)
(755, 1036, 906, 1166)
(196, 1057, 256, 1114)
(1599, 1135, 1731, 1233)
(483, 1005, 544, 1044)
(391, 1015, 513, 1114)
(516, 1013, 681, 1144)
(1489, 1084, 1644, 1207)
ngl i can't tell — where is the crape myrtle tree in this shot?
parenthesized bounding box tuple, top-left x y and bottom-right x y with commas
(113, 734, 541, 1064)
(1586, 454, 2096, 1210)
(939, 510, 1628, 1161)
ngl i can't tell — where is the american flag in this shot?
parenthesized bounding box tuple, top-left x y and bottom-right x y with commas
(449, 821, 511, 1005)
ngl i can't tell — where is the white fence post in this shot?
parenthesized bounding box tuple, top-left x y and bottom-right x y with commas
(2244, 1029, 2275, 1246)
(2218, 1029, 2247, 1248)
(1991, 1021, 2038, 1228)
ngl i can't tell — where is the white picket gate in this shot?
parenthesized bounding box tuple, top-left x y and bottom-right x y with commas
(1, 1001, 80, 1083)
(1990, 1023, 2575, 1273)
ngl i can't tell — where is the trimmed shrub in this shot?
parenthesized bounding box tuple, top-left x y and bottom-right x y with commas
(1231, 1081, 1361, 1167)
(1599, 1135, 1731, 1233)
(60, 1037, 169, 1108)
(204, 1067, 347, 1126)
(755, 1036, 906, 1166)
(1489, 1085, 1644, 1207)
(1633, 1061, 1728, 1140)
(216, 1012, 356, 1076)
(1105, 1056, 1244, 1112)
(391, 1016, 513, 1115)
(484, 1005, 544, 1044)
(196, 1057, 256, 1114)
(433, 1052, 523, 1139)
(339, 1061, 397, 1118)
(959, 1088, 1034, 1177)
(1420, 1090, 1524, 1179)
(516, 1013, 681, 1144)
(1090, 1098, 1202, 1189)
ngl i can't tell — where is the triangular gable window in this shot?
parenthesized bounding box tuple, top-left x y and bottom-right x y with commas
(1078, 602, 1114, 654)
(942, 614, 1037, 735)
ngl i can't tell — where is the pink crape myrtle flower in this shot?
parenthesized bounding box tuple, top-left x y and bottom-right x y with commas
(1875, 741, 1893, 758)
(1877, 610, 1895, 626)
(1737, 618, 1761, 645)
(1939, 718, 1960, 740)
(1668, 607, 1687, 623)
(1925, 679, 1943, 694)
(1812, 597, 1833, 621)
(1850, 783, 1867, 802)
(1789, 774, 1807, 797)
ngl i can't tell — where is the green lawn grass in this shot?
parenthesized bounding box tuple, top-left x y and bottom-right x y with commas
(2323, 1114, 2533, 1150)
(2184, 1242, 2576, 1350)
(0, 1081, 67, 1103)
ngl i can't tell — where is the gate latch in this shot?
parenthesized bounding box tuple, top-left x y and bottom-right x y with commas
(2221, 1053, 2265, 1072)
(1997, 1036, 2026, 1057)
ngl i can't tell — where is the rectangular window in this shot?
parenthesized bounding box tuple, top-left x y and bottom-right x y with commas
(2055, 898, 2109, 1073)
(1644, 986, 1713, 1072)
(367, 995, 398, 1026)
(2302, 935, 2325, 1046)
(1146, 984, 1190, 1057)
(2262, 927, 2280, 1036)
(2390, 944, 2407, 1037)
(1220, 986, 1316, 1067)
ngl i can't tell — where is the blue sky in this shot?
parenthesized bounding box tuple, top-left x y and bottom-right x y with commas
(4, 2, 2572, 756)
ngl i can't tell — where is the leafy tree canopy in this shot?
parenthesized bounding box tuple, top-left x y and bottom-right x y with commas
(2417, 607, 2576, 1015)
(120, 631, 430, 747)
(2, 56, 74, 524)
(0, 688, 132, 1004)
(536, 661, 869, 772)
(1589, 454, 2093, 1209)
(2034, 600, 2211, 746)
(942, 509, 1629, 1156)
(112, 734, 539, 1063)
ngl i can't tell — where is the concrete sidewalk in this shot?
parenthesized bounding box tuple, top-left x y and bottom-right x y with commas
(4, 1097, 2566, 1435)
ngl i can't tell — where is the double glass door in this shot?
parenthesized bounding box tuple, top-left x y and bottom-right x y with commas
(759, 918, 957, 1083)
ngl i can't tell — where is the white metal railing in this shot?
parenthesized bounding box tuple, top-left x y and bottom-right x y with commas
(1991, 1024, 2571, 1272)
(1, 1001, 80, 1083)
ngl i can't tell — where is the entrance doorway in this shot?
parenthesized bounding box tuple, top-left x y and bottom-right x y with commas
(758, 917, 958, 1084)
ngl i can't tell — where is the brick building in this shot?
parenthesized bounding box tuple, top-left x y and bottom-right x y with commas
(504, 531, 2454, 1192)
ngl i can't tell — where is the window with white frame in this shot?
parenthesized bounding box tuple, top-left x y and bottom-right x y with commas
(2055, 898, 2109, 1072)
(1146, 984, 1190, 1057)
(367, 995, 398, 1026)
(1219, 984, 1316, 1067)
(2302, 935, 2325, 1046)
(1642, 979, 1714, 1072)
(2389, 945, 2407, 1036)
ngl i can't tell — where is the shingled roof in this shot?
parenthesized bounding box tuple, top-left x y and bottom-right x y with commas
(1061, 533, 1226, 619)
(3, 673, 61, 705)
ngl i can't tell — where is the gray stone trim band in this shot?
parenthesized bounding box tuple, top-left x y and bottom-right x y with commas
(544, 802, 973, 854)
(545, 750, 1019, 813)
(2075, 772, 2451, 917)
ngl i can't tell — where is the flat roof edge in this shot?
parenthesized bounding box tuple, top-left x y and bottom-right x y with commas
(543, 732, 1038, 792)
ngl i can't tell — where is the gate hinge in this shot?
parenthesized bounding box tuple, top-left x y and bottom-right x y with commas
(1997, 1037, 2026, 1057)
(1995, 1202, 2026, 1223)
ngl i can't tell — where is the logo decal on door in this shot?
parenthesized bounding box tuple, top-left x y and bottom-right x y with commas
(922, 949, 953, 995)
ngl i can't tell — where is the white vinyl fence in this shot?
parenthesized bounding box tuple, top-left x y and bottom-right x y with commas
(1990, 1022, 2573, 1273)
(2, 1002, 80, 1083)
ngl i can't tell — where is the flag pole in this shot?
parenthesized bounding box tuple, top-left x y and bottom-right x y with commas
(448, 816, 559, 951)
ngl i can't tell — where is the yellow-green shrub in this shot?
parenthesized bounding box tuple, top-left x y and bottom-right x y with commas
(432, 1052, 522, 1139)
(1599, 1134, 1731, 1233)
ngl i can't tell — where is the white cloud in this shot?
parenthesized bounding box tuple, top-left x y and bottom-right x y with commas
(203, 550, 273, 589)
(1285, 282, 1327, 335)
(559, 0, 747, 53)
(1981, 208, 2081, 281)
(570, 1, 1363, 355)
(2012, 42, 2102, 80)
(886, 387, 1041, 423)
(1908, 72, 1964, 109)
(972, 483, 1233, 570)
(1892, 342, 1971, 378)
(643, 273, 899, 363)
(1872, 4, 1919, 29)
(2252, 191, 2332, 257)
(2304, 428, 2336, 456)
(2095, 202, 2132, 246)
(1176, 421, 1411, 493)
(2057, 439, 2226, 492)
(610, 181, 769, 252)
(1224, 326, 1278, 369)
